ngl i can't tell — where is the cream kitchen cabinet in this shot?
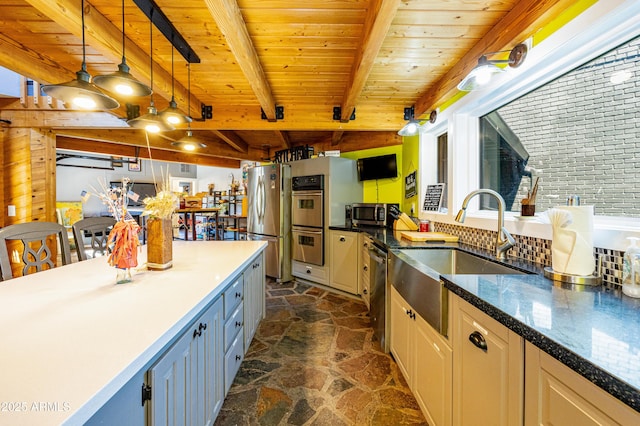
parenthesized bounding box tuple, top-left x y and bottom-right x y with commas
(359, 233, 371, 309)
(452, 295, 524, 426)
(329, 230, 359, 294)
(524, 342, 639, 425)
(147, 297, 224, 426)
(390, 286, 453, 426)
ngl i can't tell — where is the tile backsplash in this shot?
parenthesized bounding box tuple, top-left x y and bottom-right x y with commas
(434, 222, 623, 289)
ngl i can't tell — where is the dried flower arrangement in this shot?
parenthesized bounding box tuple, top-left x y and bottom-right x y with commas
(141, 170, 179, 220)
(91, 177, 141, 282)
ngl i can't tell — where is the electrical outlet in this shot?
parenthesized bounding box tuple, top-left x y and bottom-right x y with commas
(8, 205, 16, 217)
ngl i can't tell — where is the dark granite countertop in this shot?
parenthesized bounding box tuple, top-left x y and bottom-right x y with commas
(330, 224, 640, 412)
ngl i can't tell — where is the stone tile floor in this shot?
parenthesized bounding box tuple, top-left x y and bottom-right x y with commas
(214, 278, 427, 425)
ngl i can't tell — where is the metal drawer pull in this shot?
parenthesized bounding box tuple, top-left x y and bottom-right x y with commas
(199, 323, 207, 331)
(193, 329, 202, 338)
(469, 331, 488, 351)
(236, 321, 242, 327)
(339, 236, 346, 242)
(235, 354, 242, 361)
(236, 292, 242, 298)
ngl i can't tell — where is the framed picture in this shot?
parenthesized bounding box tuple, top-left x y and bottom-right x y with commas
(128, 158, 141, 172)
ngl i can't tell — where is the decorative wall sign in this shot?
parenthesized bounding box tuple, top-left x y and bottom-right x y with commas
(273, 145, 314, 163)
(423, 183, 445, 211)
(405, 170, 417, 199)
(128, 158, 141, 172)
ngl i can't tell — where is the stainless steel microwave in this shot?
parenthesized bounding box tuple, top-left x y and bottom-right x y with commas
(351, 203, 398, 228)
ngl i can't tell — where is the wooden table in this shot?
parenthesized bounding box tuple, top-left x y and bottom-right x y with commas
(174, 207, 220, 241)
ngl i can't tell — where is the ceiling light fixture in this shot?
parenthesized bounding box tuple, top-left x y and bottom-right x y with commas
(457, 43, 528, 92)
(127, 10, 174, 133)
(397, 106, 421, 136)
(160, 45, 192, 125)
(41, 0, 119, 110)
(93, 0, 152, 97)
(174, 63, 206, 150)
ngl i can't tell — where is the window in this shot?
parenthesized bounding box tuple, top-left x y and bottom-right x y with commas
(479, 34, 640, 216)
(437, 133, 448, 209)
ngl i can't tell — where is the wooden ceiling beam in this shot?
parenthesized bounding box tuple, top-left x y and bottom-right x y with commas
(203, 0, 278, 121)
(53, 128, 261, 161)
(340, 0, 402, 123)
(22, 0, 201, 117)
(212, 130, 249, 153)
(274, 131, 291, 150)
(57, 136, 241, 168)
(0, 34, 71, 87)
(331, 131, 344, 146)
(414, 0, 579, 118)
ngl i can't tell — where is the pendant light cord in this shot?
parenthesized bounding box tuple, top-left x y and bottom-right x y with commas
(149, 9, 154, 105)
(171, 45, 175, 101)
(81, 0, 87, 71)
(120, 0, 125, 62)
(186, 62, 191, 129)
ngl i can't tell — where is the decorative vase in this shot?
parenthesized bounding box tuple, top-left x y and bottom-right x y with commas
(147, 218, 173, 270)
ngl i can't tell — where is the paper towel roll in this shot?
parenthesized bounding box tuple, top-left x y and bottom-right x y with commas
(551, 205, 595, 276)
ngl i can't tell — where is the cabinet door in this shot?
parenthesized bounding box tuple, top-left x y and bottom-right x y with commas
(148, 299, 224, 426)
(329, 230, 359, 294)
(452, 297, 523, 426)
(524, 343, 639, 426)
(359, 234, 371, 308)
(200, 298, 224, 425)
(389, 287, 412, 381)
(244, 253, 265, 350)
(414, 313, 452, 426)
(148, 328, 193, 425)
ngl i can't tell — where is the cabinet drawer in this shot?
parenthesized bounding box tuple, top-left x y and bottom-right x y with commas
(224, 303, 244, 352)
(223, 277, 244, 319)
(292, 261, 328, 284)
(224, 335, 244, 394)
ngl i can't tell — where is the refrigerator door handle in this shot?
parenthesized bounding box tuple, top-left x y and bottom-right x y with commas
(260, 175, 266, 224)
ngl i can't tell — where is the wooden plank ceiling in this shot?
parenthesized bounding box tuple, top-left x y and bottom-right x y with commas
(0, 0, 573, 166)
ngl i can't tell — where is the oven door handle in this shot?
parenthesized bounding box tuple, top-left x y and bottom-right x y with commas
(292, 227, 323, 235)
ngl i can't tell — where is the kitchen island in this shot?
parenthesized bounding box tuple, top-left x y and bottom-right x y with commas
(0, 240, 266, 425)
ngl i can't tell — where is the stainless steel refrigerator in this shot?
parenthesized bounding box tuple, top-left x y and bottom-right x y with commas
(246, 163, 292, 282)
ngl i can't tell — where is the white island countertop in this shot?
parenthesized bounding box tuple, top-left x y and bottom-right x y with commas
(0, 240, 266, 425)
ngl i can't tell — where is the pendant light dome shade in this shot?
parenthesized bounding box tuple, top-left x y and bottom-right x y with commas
(173, 129, 207, 151)
(93, 59, 152, 97)
(43, 66, 120, 110)
(41, 0, 119, 110)
(160, 98, 192, 125)
(128, 103, 175, 133)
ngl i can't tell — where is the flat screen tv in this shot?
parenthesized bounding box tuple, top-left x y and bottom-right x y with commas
(110, 181, 156, 207)
(357, 154, 398, 181)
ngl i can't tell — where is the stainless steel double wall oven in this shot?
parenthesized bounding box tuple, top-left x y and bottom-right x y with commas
(291, 174, 324, 266)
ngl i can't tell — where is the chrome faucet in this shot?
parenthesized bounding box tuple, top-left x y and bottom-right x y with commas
(455, 189, 515, 260)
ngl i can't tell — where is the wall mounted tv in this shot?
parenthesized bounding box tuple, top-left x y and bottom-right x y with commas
(110, 181, 156, 207)
(357, 154, 398, 181)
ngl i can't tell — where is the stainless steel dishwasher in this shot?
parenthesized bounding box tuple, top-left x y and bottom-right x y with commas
(369, 242, 389, 352)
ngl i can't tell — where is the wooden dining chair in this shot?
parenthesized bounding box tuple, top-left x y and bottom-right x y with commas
(0, 221, 72, 281)
(72, 217, 116, 261)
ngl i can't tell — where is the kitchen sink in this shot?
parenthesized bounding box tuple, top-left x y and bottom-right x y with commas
(398, 249, 527, 275)
(389, 249, 528, 337)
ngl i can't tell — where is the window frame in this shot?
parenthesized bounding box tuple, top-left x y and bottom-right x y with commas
(419, 0, 640, 251)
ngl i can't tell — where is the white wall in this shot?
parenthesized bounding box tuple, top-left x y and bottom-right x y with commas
(56, 151, 244, 217)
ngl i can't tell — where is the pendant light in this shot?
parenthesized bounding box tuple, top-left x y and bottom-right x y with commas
(173, 63, 206, 150)
(42, 0, 119, 110)
(93, 0, 152, 97)
(127, 10, 174, 133)
(160, 45, 192, 125)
